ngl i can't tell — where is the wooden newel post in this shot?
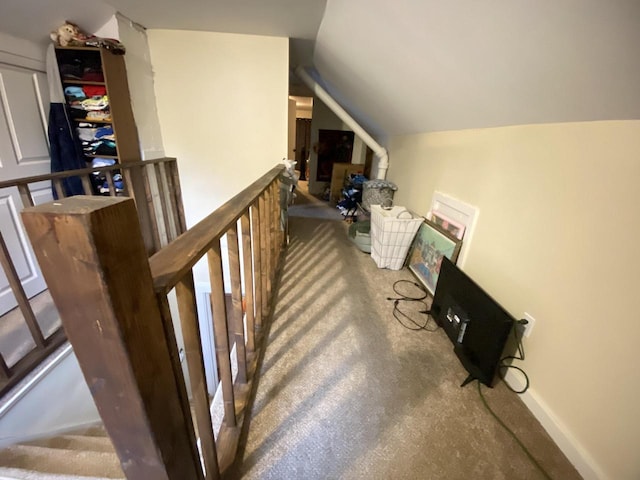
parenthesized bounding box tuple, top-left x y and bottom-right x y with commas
(21, 196, 203, 480)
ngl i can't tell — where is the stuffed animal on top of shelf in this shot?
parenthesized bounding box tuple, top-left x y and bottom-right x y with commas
(50, 21, 87, 47)
(50, 21, 126, 54)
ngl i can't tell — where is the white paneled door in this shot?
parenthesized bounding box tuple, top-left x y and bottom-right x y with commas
(0, 62, 52, 315)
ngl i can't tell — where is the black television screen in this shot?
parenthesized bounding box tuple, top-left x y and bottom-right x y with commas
(431, 257, 514, 387)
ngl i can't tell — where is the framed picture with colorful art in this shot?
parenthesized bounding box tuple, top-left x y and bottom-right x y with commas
(426, 211, 465, 240)
(406, 219, 463, 295)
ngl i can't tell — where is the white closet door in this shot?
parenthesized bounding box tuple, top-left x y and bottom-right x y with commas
(0, 63, 52, 315)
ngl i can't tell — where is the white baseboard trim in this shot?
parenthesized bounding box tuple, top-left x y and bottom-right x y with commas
(504, 370, 607, 480)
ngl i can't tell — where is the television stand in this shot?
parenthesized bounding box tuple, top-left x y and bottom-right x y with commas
(460, 374, 476, 388)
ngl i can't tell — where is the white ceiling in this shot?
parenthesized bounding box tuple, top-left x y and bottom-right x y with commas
(313, 0, 640, 137)
(1, 0, 639, 139)
(0, 0, 117, 44)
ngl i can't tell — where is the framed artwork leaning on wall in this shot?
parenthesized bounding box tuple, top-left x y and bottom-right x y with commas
(406, 219, 462, 295)
(427, 210, 466, 240)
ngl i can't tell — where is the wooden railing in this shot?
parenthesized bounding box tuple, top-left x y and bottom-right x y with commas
(21, 165, 286, 479)
(0, 157, 186, 253)
(0, 157, 184, 396)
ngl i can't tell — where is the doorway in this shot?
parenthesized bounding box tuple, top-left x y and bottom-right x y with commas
(295, 118, 312, 181)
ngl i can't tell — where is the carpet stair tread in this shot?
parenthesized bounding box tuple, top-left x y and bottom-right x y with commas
(0, 444, 123, 479)
(69, 425, 109, 438)
(0, 466, 120, 480)
(21, 435, 116, 453)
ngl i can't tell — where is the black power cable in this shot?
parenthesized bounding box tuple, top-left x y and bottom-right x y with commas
(477, 381, 552, 479)
(387, 280, 438, 331)
(498, 320, 530, 394)
(388, 281, 545, 475)
(388, 280, 542, 474)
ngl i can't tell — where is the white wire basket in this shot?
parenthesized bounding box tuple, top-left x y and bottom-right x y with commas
(370, 205, 422, 270)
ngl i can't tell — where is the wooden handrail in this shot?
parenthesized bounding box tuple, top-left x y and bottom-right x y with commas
(20, 164, 287, 478)
(149, 165, 284, 293)
(0, 157, 177, 189)
(0, 157, 184, 397)
(0, 233, 46, 349)
(22, 197, 203, 480)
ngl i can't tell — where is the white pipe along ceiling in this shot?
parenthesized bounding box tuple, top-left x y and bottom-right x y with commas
(295, 65, 389, 180)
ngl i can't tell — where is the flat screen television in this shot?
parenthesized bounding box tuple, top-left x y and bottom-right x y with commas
(431, 257, 515, 387)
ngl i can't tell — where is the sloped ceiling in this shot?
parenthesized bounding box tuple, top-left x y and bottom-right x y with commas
(1, 0, 638, 139)
(313, 0, 640, 137)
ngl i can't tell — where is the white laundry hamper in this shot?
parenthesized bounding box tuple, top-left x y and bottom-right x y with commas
(370, 205, 423, 270)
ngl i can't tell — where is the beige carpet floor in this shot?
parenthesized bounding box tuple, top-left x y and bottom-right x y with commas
(228, 183, 581, 480)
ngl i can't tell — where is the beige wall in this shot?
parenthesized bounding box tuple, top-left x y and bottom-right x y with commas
(147, 29, 288, 282)
(117, 15, 165, 159)
(388, 120, 640, 480)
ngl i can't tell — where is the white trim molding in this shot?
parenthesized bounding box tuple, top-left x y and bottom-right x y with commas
(505, 370, 607, 480)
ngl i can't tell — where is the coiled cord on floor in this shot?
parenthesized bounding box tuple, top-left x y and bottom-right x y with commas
(387, 280, 438, 331)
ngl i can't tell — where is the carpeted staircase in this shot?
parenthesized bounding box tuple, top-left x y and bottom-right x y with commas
(0, 424, 124, 480)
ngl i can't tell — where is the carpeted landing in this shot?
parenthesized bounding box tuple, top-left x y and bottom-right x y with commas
(0, 184, 583, 480)
(227, 184, 582, 480)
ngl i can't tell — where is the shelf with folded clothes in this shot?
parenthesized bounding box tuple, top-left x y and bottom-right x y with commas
(56, 47, 104, 83)
(97, 171, 125, 195)
(62, 80, 106, 86)
(64, 84, 112, 127)
(55, 46, 102, 52)
(84, 154, 118, 159)
(81, 139, 118, 158)
(69, 110, 112, 123)
(55, 45, 143, 176)
(64, 85, 107, 101)
(86, 157, 125, 196)
(72, 117, 112, 124)
(78, 123, 118, 160)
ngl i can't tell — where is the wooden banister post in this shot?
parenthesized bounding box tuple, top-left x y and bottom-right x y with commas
(240, 212, 256, 352)
(154, 162, 173, 243)
(174, 273, 220, 480)
(17, 184, 34, 208)
(0, 353, 9, 381)
(122, 165, 159, 255)
(207, 241, 236, 427)
(0, 232, 45, 348)
(21, 196, 203, 480)
(227, 223, 247, 384)
(272, 182, 280, 272)
(167, 160, 188, 235)
(250, 203, 263, 329)
(260, 191, 271, 314)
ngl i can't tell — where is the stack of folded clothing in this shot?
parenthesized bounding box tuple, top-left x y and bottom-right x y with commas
(100, 172, 124, 194)
(89, 158, 124, 195)
(60, 64, 104, 83)
(64, 85, 111, 121)
(77, 124, 117, 157)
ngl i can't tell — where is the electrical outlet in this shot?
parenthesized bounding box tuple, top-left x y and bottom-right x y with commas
(522, 312, 536, 338)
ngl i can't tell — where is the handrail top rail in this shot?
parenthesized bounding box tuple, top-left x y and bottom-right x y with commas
(0, 157, 177, 190)
(149, 164, 284, 294)
(21, 195, 128, 215)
